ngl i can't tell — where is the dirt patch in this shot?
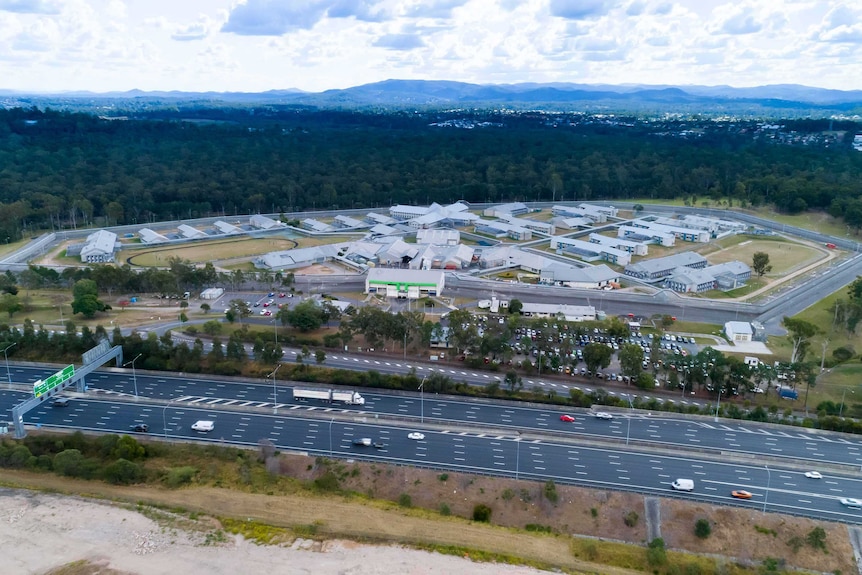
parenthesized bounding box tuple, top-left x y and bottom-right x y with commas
(293, 263, 336, 275)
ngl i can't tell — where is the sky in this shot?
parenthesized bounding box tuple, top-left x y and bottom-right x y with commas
(1, 0, 861, 93)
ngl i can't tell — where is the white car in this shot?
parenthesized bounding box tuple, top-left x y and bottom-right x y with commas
(840, 498, 862, 509)
(407, 432, 425, 441)
(594, 412, 614, 420)
(191, 420, 214, 432)
(804, 471, 823, 479)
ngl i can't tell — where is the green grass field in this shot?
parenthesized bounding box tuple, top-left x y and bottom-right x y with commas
(705, 237, 822, 276)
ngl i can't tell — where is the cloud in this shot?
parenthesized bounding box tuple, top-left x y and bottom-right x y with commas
(222, 0, 330, 35)
(815, 4, 862, 44)
(0, 0, 59, 14)
(373, 33, 425, 50)
(652, 2, 672, 16)
(403, 0, 468, 19)
(718, 6, 763, 35)
(328, 0, 390, 22)
(172, 21, 209, 42)
(625, 1, 645, 16)
(549, 0, 615, 20)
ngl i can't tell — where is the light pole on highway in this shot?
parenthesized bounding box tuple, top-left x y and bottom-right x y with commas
(840, 388, 855, 418)
(625, 395, 634, 446)
(714, 385, 723, 422)
(515, 431, 522, 480)
(162, 398, 176, 440)
(268, 363, 282, 414)
(419, 375, 427, 423)
(3, 342, 16, 389)
(329, 417, 334, 457)
(123, 353, 142, 397)
(763, 465, 771, 513)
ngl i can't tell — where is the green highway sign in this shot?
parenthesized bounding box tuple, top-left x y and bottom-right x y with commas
(34, 364, 75, 398)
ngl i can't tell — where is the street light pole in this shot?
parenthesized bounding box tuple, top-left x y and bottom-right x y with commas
(714, 386, 722, 422)
(3, 342, 16, 389)
(329, 417, 334, 457)
(515, 431, 521, 480)
(162, 398, 175, 440)
(626, 395, 634, 446)
(123, 353, 142, 397)
(763, 465, 771, 513)
(419, 375, 427, 423)
(268, 364, 282, 414)
(839, 388, 854, 418)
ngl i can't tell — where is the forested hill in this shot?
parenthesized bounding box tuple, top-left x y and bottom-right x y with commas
(0, 106, 861, 241)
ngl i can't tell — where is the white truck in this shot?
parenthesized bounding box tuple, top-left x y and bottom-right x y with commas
(191, 420, 214, 432)
(293, 388, 366, 406)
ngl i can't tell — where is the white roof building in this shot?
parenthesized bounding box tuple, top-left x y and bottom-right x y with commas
(499, 214, 555, 235)
(416, 228, 460, 245)
(483, 202, 529, 218)
(588, 233, 648, 256)
(366, 212, 398, 225)
(725, 321, 753, 342)
(333, 215, 365, 229)
(365, 268, 445, 299)
(301, 218, 334, 232)
(551, 216, 593, 230)
(79, 230, 118, 263)
(178, 224, 207, 239)
(550, 236, 631, 266)
(250, 214, 286, 230)
(214, 221, 242, 235)
(519, 303, 597, 322)
(539, 263, 620, 289)
(139, 228, 169, 244)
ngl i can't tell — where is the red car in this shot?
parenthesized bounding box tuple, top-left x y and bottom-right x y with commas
(278, 292, 286, 297)
(559, 415, 575, 422)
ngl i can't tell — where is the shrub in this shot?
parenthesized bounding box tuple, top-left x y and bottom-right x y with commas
(832, 346, 855, 363)
(313, 471, 340, 492)
(807, 527, 827, 551)
(590, 507, 598, 518)
(787, 536, 805, 553)
(543, 479, 559, 504)
(7, 445, 32, 468)
(52, 449, 84, 477)
(646, 538, 667, 566)
(437, 473, 448, 482)
(525, 524, 553, 533)
(694, 518, 712, 539)
(472, 504, 492, 522)
(439, 503, 451, 516)
(501, 488, 514, 501)
(624, 511, 639, 527)
(104, 458, 144, 485)
(113, 436, 145, 461)
(398, 493, 412, 508)
(164, 466, 198, 488)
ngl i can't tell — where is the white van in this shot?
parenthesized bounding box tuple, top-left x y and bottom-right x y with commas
(671, 478, 694, 492)
(191, 420, 214, 432)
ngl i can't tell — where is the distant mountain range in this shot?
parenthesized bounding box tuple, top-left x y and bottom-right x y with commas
(3, 80, 862, 116)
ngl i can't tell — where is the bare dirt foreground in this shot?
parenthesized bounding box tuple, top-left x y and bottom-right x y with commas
(0, 488, 545, 575)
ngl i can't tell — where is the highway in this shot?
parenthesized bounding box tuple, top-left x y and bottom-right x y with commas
(7, 364, 862, 469)
(3, 382, 862, 524)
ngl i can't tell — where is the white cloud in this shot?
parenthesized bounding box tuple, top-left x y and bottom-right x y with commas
(0, 0, 60, 14)
(0, 0, 859, 93)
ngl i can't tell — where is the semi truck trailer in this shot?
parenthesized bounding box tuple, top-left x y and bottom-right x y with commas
(293, 388, 366, 405)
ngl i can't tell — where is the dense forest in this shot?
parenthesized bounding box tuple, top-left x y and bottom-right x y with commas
(1, 106, 861, 242)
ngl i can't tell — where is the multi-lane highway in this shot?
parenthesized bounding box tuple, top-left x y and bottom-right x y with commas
(4, 364, 862, 523)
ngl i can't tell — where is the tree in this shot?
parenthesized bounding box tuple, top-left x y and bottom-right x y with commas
(504, 369, 522, 392)
(286, 300, 325, 332)
(583, 342, 612, 374)
(71, 279, 108, 318)
(618, 343, 644, 380)
(315, 349, 326, 364)
(200, 303, 211, 314)
(508, 299, 523, 314)
(782, 317, 820, 364)
(0, 293, 23, 318)
(202, 320, 222, 335)
(752, 252, 772, 277)
(694, 519, 712, 539)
